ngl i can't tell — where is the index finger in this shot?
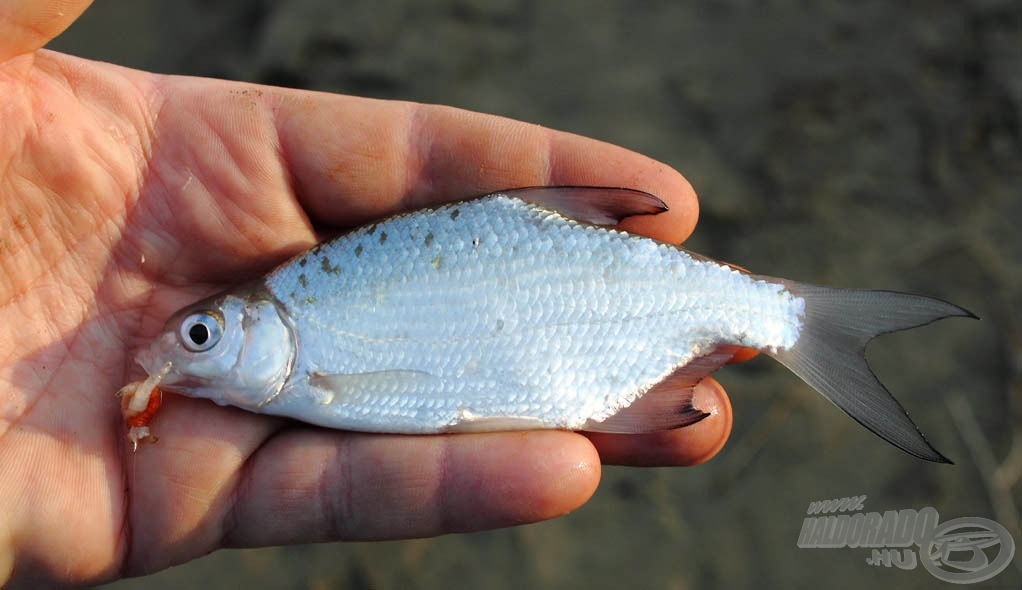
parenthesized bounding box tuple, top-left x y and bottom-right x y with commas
(273, 94, 698, 243)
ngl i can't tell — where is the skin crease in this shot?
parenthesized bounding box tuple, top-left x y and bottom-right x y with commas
(0, 0, 750, 586)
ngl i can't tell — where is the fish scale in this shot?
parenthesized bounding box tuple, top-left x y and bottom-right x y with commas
(124, 187, 974, 461)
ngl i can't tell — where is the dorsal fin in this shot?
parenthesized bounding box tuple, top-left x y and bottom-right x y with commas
(500, 186, 668, 225)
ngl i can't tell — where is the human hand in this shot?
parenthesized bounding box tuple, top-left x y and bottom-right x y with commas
(0, 1, 733, 586)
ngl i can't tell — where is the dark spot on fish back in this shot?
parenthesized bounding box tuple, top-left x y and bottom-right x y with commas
(424, 231, 434, 247)
(450, 208, 460, 220)
(367, 224, 377, 235)
(298, 258, 307, 267)
(379, 231, 388, 245)
(298, 274, 308, 288)
(321, 257, 342, 274)
(355, 244, 363, 257)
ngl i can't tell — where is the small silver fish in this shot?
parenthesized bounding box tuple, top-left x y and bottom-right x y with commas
(120, 187, 974, 461)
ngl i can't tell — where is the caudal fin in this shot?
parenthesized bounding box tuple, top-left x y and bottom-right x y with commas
(766, 283, 977, 463)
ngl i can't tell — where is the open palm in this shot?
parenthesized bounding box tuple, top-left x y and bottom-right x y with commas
(0, 4, 731, 586)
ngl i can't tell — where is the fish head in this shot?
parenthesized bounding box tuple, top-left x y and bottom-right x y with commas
(136, 287, 295, 411)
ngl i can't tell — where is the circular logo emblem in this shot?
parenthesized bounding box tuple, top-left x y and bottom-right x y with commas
(919, 516, 1015, 584)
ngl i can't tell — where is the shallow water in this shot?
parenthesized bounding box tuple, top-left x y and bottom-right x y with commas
(49, 1, 1021, 588)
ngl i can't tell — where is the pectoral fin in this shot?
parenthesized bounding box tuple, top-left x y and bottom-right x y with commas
(308, 370, 442, 403)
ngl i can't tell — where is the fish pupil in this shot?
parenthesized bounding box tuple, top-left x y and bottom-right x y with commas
(189, 323, 209, 345)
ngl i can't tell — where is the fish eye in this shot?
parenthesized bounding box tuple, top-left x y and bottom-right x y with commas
(179, 311, 223, 353)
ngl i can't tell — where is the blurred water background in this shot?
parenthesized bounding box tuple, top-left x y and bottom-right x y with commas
(48, 1, 1020, 588)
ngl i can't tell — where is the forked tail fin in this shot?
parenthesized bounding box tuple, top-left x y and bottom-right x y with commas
(765, 283, 977, 463)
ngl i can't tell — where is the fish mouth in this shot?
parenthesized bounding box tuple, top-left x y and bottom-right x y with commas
(132, 332, 230, 397)
(132, 333, 193, 395)
(135, 332, 177, 375)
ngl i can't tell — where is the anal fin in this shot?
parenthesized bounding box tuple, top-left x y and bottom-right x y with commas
(583, 349, 735, 433)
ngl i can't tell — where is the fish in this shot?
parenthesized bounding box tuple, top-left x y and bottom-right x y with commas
(119, 187, 976, 461)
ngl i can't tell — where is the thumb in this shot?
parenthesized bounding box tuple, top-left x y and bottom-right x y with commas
(0, 0, 93, 62)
